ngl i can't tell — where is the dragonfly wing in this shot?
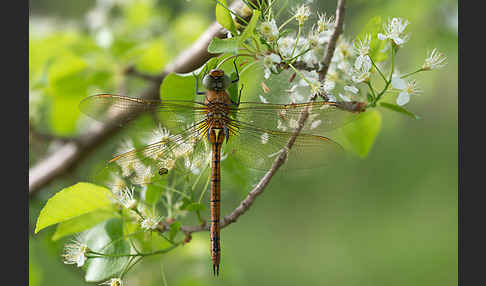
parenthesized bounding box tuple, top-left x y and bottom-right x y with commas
(93, 120, 211, 190)
(231, 101, 365, 136)
(222, 120, 343, 171)
(79, 94, 207, 126)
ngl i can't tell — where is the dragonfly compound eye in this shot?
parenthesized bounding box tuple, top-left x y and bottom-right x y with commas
(203, 70, 230, 91)
(202, 74, 212, 89)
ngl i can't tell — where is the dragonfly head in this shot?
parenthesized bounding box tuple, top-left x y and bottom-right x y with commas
(203, 69, 231, 91)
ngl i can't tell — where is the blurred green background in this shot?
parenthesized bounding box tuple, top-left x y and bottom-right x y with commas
(29, 0, 458, 285)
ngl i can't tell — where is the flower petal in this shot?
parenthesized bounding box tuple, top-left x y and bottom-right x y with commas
(396, 91, 410, 106)
(391, 75, 407, 90)
(264, 68, 270, 79)
(344, 85, 359, 94)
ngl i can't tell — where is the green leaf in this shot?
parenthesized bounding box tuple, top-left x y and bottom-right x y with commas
(184, 202, 205, 212)
(204, 57, 221, 72)
(215, 0, 237, 35)
(208, 37, 239, 55)
(143, 182, 167, 205)
(159, 72, 197, 129)
(52, 209, 116, 241)
(379, 102, 421, 119)
(355, 16, 389, 62)
(336, 110, 382, 158)
(84, 218, 130, 282)
(168, 221, 181, 241)
(239, 10, 260, 42)
(160, 72, 196, 101)
(34, 183, 112, 234)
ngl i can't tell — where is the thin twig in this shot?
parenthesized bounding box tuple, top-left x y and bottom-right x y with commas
(318, 0, 346, 82)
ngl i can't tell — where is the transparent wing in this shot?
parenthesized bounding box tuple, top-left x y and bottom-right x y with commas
(230, 100, 365, 136)
(93, 120, 211, 189)
(79, 94, 207, 126)
(223, 120, 343, 171)
(234, 59, 366, 136)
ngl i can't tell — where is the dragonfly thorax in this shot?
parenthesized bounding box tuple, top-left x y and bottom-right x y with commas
(203, 69, 231, 91)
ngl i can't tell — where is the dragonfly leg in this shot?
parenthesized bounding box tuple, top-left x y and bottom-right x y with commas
(231, 56, 239, 84)
(230, 83, 243, 106)
(224, 125, 230, 143)
(193, 72, 206, 96)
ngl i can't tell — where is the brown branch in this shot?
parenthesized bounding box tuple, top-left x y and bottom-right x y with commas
(29, 0, 256, 196)
(318, 0, 346, 82)
(179, 0, 348, 235)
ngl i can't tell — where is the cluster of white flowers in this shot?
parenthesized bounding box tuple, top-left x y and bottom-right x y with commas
(112, 123, 205, 188)
(256, 4, 338, 83)
(253, 4, 447, 121)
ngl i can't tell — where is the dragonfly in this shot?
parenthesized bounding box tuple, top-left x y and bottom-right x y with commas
(79, 58, 366, 276)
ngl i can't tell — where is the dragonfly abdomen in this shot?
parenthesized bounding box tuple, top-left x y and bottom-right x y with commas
(209, 128, 225, 276)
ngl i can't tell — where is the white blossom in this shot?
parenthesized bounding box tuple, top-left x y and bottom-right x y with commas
(351, 64, 371, 83)
(107, 174, 127, 194)
(354, 33, 371, 56)
(100, 278, 123, 286)
(115, 187, 137, 209)
(62, 235, 89, 267)
(262, 53, 281, 79)
(378, 17, 410, 46)
(316, 12, 335, 34)
(307, 30, 322, 49)
(261, 133, 269, 144)
(344, 85, 359, 94)
(422, 48, 447, 70)
(133, 164, 155, 185)
(339, 85, 359, 102)
(259, 95, 268, 103)
(146, 125, 171, 144)
(353, 33, 372, 71)
(174, 142, 194, 158)
(334, 38, 355, 62)
(392, 75, 421, 106)
(278, 36, 295, 58)
(310, 119, 322, 130)
(259, 19, 279, 42)
(184, 157, 201, 175)
(294, 4, 311, 26)
(338, 93, 352, 102)
(141, 214, 162, 231)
